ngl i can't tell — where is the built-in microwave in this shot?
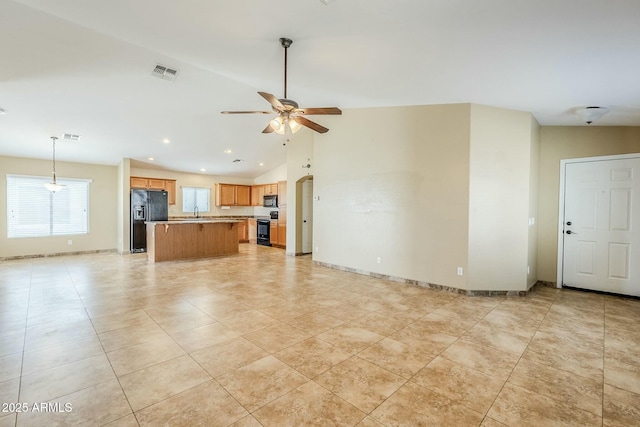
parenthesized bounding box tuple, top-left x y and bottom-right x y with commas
(263, 194, 278, 208)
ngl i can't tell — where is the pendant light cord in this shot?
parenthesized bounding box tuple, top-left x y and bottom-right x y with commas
(51, 136, 58, 183)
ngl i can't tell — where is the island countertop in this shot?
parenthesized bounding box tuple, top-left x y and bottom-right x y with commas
(145, 220, 239, 262)
(146, 218, 244, 225)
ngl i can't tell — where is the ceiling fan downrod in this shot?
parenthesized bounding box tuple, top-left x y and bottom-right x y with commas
(280, 38, 293, 99)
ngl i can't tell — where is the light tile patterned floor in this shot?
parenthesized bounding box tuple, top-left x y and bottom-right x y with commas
(1, 244, 639, 426)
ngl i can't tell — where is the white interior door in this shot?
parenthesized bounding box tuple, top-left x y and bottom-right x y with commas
(561, 156, 640, 296)
(302, 179, 313, 254)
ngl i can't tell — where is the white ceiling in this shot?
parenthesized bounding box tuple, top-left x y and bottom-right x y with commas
(1, 0, 639, 177)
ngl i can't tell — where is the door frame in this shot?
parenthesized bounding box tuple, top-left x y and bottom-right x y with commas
(294, 175, 314, 255)
(556, 153, 640, 288)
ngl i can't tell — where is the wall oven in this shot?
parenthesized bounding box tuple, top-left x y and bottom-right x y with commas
(257, 219, 271, 246)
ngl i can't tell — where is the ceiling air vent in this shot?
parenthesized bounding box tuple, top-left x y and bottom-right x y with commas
(61, 133, 81, 141)
(232, 159, 244, 163)
(152, 64, 179, 81)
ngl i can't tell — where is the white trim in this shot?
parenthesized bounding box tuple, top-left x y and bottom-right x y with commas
(556, 153, 640, 288)
(6, 173, 93, 183)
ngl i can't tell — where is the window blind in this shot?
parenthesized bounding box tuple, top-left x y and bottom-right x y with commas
(6, 175, 90, 238)
(182, 187, 210, 213)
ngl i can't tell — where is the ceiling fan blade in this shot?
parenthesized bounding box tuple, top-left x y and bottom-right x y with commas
(295, 116, 329, 134)
(297, 107, 342, 115)
(221, 111, 272, 114)
(262, 123, 275, 134)
(258, 92, 285, 111)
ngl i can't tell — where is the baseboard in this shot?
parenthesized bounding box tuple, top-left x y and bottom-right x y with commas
(0, 248, 118, 261)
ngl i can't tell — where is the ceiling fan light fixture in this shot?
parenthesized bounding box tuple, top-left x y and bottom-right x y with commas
(270, 116, 283, 131)
(289, 118, 302, 133)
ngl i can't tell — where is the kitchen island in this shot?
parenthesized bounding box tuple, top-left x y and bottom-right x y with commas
(145, 219, 241, 262)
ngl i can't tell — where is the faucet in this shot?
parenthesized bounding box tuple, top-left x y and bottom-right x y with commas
(194, 205, 199, 218)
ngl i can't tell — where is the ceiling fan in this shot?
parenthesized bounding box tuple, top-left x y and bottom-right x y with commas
(221, 38, 342, 135)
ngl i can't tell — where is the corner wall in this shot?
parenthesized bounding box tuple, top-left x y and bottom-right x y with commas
(467, 105, 535, 291)
(313, 104, 471, 288)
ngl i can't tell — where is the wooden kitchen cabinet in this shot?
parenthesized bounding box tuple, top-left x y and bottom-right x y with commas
(270, 221, 277, 245)
(236, 185, 251, 206)
(276, 206, 286, 247)
(278, 180, 287, 207)
(264, 184, 278, 196)
(251, 185, 264, 206)
(248, 219, 257, 243)
(237, 219, 248, 243)
(216, 184, 251, 206)
(130, 176, 177, 205)
(277, 223, 286, 247)
(165, 180, 176, 205)
(130, 177, 150, 188)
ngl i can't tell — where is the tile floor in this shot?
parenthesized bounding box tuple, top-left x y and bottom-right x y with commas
(1, 244, 639, 426)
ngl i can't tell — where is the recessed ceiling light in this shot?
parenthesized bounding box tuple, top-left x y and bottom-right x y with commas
(148, 157, 154, 161)
(0, 108, 6, 115)
(259, 163, 264, 166)
(200, 168, 206, 172)
(224, 149, 232, 154)
(162, 138, 171, 144)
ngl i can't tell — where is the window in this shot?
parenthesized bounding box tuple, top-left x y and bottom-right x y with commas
(7, 175, 90, 238)
(182, 186, 210, 213)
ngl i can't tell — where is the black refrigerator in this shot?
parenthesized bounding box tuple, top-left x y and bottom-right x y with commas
(131, 189, 169, 253)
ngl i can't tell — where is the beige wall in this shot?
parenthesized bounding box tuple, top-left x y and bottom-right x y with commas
(313, 104, 471, 288)
(0, 155, 118, 258)
(537, 127, 640, 281)
(528, 119, 541, 288)
(117, 158, 130, 253)
(467, 105, 537, 291)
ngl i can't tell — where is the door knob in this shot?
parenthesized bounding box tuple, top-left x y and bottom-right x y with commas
(566, 221, 572, 226)
(566, 230, 577, 235)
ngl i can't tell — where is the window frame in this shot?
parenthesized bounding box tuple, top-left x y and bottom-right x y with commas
(6, 174, 91, 239)
(181, 186, 210, 214)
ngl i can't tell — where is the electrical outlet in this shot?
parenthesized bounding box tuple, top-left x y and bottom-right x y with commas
(527, 266, 530, 275)
(376, 257, 381, 264)
(315, 246, 319, 253)
(67, 240, 72, 246)
(456, 267, 463, 276)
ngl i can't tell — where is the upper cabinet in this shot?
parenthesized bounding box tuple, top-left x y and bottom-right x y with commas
(216, 184, 252, 206)
(278, 180, 287, 207)
(130, 176, 177, 205)
(251, 185, 265, 206)
(250, 183, 280, 206)
(264, 184, 278, 196)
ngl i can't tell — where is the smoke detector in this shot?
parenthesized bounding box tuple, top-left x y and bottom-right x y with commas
(319, 0, 336, 4)
(152, 64, 179, 81)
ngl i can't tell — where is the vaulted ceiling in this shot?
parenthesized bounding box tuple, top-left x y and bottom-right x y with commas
(1, 0, 639, 177)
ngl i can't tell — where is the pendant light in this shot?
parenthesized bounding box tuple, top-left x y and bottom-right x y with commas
(44, 136, 65, 192)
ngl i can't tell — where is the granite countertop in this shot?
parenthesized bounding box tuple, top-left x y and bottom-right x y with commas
(147, 219, 244, 224)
